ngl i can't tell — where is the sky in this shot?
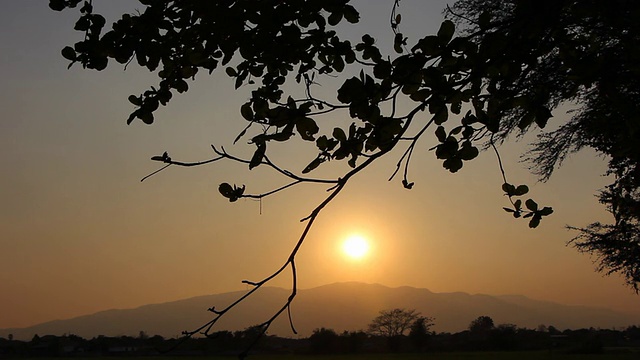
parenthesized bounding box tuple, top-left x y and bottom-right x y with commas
(1, 1, 638, 331)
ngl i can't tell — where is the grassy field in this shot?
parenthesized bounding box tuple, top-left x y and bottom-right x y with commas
(247, 351, 638, 360)
(38, 350, 638, 360)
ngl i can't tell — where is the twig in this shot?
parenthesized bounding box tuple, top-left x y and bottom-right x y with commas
(140, 164, 172, 182)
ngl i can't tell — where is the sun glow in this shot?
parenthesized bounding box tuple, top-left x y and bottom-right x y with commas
(342, 234, 370, 260)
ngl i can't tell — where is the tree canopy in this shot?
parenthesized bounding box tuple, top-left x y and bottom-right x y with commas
(50, 0, 640, 354)
(449, 0, 640, 291)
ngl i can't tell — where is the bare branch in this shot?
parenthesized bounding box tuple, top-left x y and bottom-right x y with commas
(389, 110, 436, 183)
(211, 146, 339, 185)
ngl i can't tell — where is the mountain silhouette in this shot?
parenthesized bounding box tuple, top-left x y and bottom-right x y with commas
(2, 282, 638, 340)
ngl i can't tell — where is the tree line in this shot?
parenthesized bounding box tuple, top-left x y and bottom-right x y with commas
(2, 311, 640, 357)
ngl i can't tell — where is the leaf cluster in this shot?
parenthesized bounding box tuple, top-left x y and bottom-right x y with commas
(51, 0, 360, 126)
(501, 182, 553, 228)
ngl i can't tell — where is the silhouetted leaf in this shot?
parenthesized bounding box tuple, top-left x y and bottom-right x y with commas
(435, 126, 446, 142)
(139, 111, 154, 124)
(61, 46, 76, 61)
(296, 117, 319, 141)
(412, 35, 440, 55)
(539, 207, 554, 216)
(151, 151, 171, 162)
(348, 155, 357, 168)
(302, 157, 323, 174)
(74, 16, 90, 31)
(240, 103, 253, 121)
(343, 5, 360, 23)
(174, 79, 188, 93)
(337, 77, 361, 104)
(437, 20, 455, 43)
(525, 199, 538, 211)
(333, 127, 347, 142)
(535, 107, 553, 128)
(394, 33, 405, 53)
(528, 215, 541, 228)
(502, 183, 519, 196)
(128, 95, 141, 106)
(126, 112, 137, 125)
(328, 11, 343, 26)
(49, 0, 66, 11)
(433, 107, 448, 125)
(233, 124, 252, 144)
(333, 55, 345, 72)
(435, 137, 458, 159)
(459, 143, 479, 161)
(462, 126, 474, 138)
(514, 185, 529, 196)
(218, 183, 234, 198)
(249, 142, 266, 170)
(443, 157, 463, 173)
(218, 183, 245, 202)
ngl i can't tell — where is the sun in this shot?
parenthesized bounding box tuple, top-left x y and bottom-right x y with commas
(342, 234, 370, 260)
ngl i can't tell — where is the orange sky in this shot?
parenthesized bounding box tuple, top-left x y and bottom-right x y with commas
(0, 1, 638, 331)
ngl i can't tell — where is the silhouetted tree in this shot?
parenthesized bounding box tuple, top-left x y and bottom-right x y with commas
(449, 0, 640, 291)
(491, 323, 518, 350)
(368, 308, 421, 352)
(341, 330, 368, 353)
(626, 325, 640, 342)
(469, 316, 494, 333)
(49, 0, 640, 353)
(547, 325, 560, 335)
(570, 329, 603, 354)
(235, 324, 267, 341)
(308, 328, 340, 354)
(368, 308, 420, 338)
(409, 316, 435, 351)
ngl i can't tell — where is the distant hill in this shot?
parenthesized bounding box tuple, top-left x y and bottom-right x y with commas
(2, 282, 638, 340)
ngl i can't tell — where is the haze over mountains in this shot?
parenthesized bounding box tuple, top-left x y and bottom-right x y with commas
(2, 282, 638, 340)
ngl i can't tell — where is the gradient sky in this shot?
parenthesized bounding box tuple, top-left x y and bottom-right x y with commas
(1, 1, 638, 331)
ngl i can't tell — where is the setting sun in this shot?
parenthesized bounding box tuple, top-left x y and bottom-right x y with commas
(342, 235, 370, 260)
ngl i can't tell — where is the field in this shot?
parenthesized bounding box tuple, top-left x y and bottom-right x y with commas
(248, 351, 638, 360)
(30, 351, 638, 360)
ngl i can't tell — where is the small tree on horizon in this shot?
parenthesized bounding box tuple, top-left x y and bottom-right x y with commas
(368, 308, 421, 338)
(469, 315, 495, 333)
(409, 316, 435, 350)
(368, 308, 431, 352)
(308, 328, 340, 354)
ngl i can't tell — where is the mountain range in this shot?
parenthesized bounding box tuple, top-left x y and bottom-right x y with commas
(2, 282, 638, 340)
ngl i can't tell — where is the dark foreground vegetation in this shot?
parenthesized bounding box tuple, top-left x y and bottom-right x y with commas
(2, 325, 639, 358)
